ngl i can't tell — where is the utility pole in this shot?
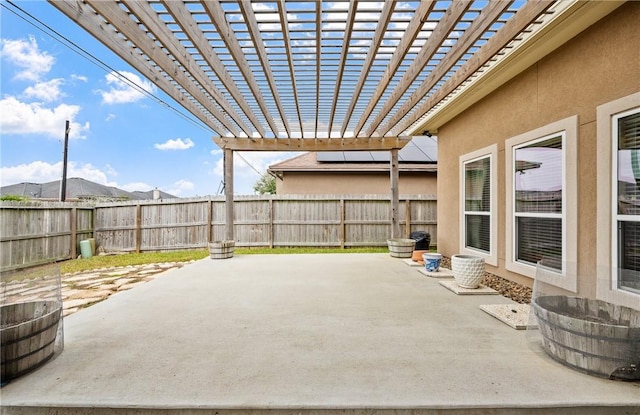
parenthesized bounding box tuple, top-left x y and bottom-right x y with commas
(60, 120, 70, 202)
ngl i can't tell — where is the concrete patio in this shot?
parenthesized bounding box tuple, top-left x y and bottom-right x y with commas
(1, 253, 638, 414)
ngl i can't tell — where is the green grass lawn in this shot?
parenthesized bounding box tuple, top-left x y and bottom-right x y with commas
(57, 246, 388, 275)
(1, 247, 390, 282)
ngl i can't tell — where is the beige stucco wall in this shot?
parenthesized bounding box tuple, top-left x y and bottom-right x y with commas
(437, 2, 640, 289)
(276, 171, 437, 196)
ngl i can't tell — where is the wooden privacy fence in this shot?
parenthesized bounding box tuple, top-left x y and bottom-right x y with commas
(0, 202, 94, 271)
(1, 195, 437, 270)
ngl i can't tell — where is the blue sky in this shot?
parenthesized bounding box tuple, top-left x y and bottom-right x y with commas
(0, 1, 294, 196)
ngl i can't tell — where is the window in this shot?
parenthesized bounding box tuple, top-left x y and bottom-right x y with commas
(505, 116, 577, 291)
(597, 93, 640, 309)
(459, 145, 497, 266)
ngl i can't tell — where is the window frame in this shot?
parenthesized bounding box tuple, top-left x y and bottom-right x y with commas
(505, 116, 578, 292)
(596, 92, 640, 309)
(459, 144, 498, 266)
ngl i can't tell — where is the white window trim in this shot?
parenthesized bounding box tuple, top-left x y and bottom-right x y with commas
(596, 92, 640, 310)
(459, 144, 498, 266)
(505, 115, 578, 292)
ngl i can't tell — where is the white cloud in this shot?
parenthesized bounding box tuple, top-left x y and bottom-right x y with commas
(154, 138, 195, 150)
(167, 179, 195, 196)
(0, 160, 113, 187)
(105, 113, 116, 122)
(0, 36, 54, 81)
(0, 96, 89, 139)
(120, 182, 154, 192)
(71, 74, 88, 82)
(99, 71, 157, 104)
(23, 78, 64, 102)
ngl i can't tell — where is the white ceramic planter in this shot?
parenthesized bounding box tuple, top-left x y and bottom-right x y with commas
(451, 254, 485, 288)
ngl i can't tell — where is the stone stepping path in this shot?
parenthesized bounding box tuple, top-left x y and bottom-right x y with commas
(1, 262, 190, 317)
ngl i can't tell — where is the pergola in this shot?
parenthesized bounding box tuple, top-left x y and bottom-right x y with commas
(48, 0, 590, 241)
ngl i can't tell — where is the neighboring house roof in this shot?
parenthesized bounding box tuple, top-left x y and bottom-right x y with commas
(269, 137, 437, 174)
(1, 178, 176, 201)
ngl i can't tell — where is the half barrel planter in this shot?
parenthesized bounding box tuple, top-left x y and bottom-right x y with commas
(1, 300, 62, 381)
(532, 295, 640, 380)
(387, 238, 416, 258)
(451, 254, 485, 288)
(209, 240, 235, 259)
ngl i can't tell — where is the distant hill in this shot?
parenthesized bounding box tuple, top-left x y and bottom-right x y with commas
(1, 177, 177, 201)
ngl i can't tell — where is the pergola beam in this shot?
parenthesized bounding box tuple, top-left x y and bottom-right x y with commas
(362, 0, 471, 137)
(240, 3, 292, 137)
(277, 0, 304, 135)
(351, 0, 436, 137)
(328, 0, 358, 136)
(48, 0, 229, 136)
(160, 0, 263, 137)
(212, 137, 413, 152)
(121, 0, 254, 137)
(201, 0, 274, 137)
(85, 0, 245, 137)
(398, 0, 555, 135)
(340, 1, 395, 137)
(376, 0, 513, 137)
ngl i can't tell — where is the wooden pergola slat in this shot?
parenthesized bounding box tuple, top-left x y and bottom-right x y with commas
(327, 0, 358, 137)
(201, 0, 274, 137)
(240, 3, 292, 137)
(375, 0, 514, 136)
(48, 0, 230, 136)
(85, 0, 244, 137)
(339, 0, 395, 137)
(351, 0, 437, 137)
(398, 0, 555, 135)
(121, 0, 254, 137)
(160, 0, 265, 137)
(358, 0, 471, 137)
(277, 0, 304, 136)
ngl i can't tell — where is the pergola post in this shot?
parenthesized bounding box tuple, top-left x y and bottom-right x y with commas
(224, 148, 234, 241)
(390, 148, 400, 238)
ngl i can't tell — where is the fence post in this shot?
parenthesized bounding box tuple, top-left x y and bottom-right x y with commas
(207, 198, 213, 244)
(135, 203, 142, 253)
(340, 198, 345, 248)
(269, 198, 274, 248)
(70, 206, 77, 259)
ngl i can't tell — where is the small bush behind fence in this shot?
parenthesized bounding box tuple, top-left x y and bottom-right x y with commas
(1, 195, 437, 271)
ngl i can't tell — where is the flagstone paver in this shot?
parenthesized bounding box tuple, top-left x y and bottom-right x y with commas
(2, 261, 192, 317)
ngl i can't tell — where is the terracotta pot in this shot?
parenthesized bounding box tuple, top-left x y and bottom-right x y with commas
(411, 250, 429, 262)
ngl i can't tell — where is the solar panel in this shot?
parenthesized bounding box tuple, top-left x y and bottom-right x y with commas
(317, 136, 437, 163)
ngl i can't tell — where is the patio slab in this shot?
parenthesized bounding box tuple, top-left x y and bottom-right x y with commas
(1, 253, 638, 414)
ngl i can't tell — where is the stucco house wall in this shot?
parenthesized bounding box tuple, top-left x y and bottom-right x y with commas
(436, 2, 639, 295)
(276, 171, 437, 196)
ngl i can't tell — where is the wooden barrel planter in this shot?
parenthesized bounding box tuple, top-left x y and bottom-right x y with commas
(387, 238, 416, 258)
(209, 240, 235, 259)
(1, 301, 62, 382)
(532, 295, 640, 380)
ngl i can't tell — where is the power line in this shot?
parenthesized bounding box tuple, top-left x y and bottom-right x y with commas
(2, 0, 213, 135)
(3, 1, 268, 179)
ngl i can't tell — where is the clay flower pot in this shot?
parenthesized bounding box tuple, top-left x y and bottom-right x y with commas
(411, 250, 429, 262)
